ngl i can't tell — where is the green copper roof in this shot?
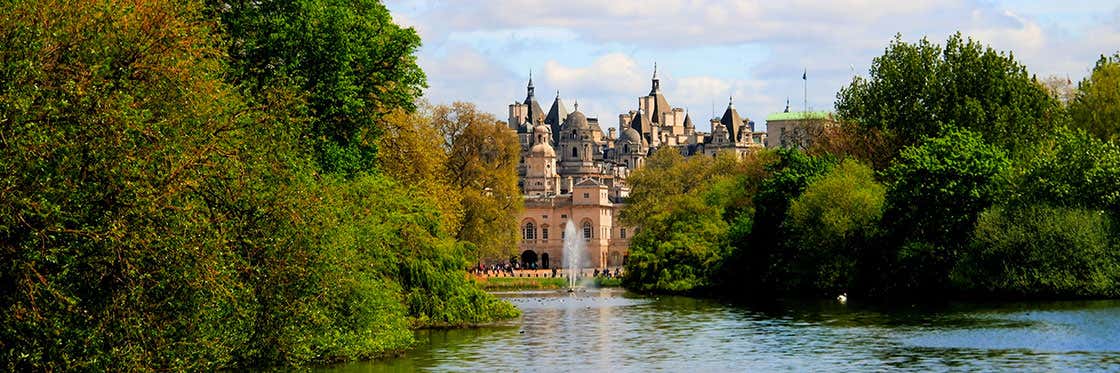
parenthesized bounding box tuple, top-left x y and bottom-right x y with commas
(765, 111, 833, 122)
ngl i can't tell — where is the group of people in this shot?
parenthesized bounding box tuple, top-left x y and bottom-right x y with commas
(593, 268, 622, 278)
(471, 262, 624, 279)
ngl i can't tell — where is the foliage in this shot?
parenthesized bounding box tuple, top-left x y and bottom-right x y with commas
(439, 103, 523, 261)
(0, 1, 256, 369)
(624, 195, 730, 293)
(377, 106, 464, 234)
(0, 0, 516, 370)
(622, 149, 763, 293)
(1009, 128, 1120, 213)
(784, 159, 885, 293)
(879, 128, 1010, 293)
(957, 205, 1120, 298)
(1069, 53, 1120, 143)
(836, 33, 1061, 156)
(209, 0, 427, 175)
(731, 149, 837, 292)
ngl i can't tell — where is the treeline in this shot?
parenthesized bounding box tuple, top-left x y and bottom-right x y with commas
(623, 33, 1120, 301)
(1, 0, 519, 370)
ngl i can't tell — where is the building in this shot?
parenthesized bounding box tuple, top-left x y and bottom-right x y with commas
(765, 102, 838, 149)
(508, 66, 767, 269)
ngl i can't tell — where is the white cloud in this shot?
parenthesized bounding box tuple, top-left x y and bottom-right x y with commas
(386, 0, 1120, 129)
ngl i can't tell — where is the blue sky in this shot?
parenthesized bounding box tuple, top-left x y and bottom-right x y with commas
(386, 0, 1120, 131)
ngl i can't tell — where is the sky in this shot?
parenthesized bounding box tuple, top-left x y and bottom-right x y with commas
(385, 0, 1120, 132)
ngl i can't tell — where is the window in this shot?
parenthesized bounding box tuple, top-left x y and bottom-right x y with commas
(572, 147, 578, 157)
(523, 222, 536, 240)
(583, 193, 590, 199)
(561, 214, 567, 219)
(542, 227, 549, 240)
(620, 228, 627, 239)
(582, 221, 592, 240)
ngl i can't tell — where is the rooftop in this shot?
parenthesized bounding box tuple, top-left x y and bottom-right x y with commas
(765, 111, 834, 122)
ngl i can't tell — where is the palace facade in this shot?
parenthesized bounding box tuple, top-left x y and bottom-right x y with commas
(508, 67, 767, 269)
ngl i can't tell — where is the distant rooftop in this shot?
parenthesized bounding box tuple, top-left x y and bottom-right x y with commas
(765, 111, 833, 122)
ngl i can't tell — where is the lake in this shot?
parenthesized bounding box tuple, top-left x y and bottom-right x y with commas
(323, 288, 1120, 371)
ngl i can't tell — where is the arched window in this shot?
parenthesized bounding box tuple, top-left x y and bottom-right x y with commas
(571, 147, 578, 157)
(582, 221, 592, 240)
(523, 222, 536, 240)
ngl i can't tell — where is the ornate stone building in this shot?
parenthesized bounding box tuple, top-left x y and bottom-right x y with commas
(509, 67, 766, 269)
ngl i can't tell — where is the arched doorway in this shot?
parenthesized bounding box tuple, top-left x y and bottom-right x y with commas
(609, 251, 621, 267)
(521, 250, 539, 269)
(541, 253, 550, 269)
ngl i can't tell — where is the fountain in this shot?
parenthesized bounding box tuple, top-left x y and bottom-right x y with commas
(563, 220, 584, 292)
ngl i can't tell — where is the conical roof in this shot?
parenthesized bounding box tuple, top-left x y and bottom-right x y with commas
(545, 92, 568, 128)
(720, 97, 743, 141)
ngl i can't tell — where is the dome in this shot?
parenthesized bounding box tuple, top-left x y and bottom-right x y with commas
(618, 127, 642, 144)
(564, 111, 589, 129)
(530, 142, 556, 157)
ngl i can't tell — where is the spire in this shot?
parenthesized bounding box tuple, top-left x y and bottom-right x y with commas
(650, 62, 661, 94)
(653, 62, 658, 79)
(573, 99, 579, 112)
(526, 70, 535, 100)
(784, 97, 790, 113)
(728, 95, 734, 108)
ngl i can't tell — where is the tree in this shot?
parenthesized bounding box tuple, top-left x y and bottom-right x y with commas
(1069, 53, 1120, 142)
(621, 149, 761, 293)
(836, 33, 1061, 156)
(208, 0, 427, 175)
(0, 0, 258, 368)
(785, 159, 886, 293)
(1011, 128, 1120, 214)
(377, 105, 464, 233)
(958, 205, 1120, 298)
(879, 128, 1010, 294)
(441, 103, 522, 261)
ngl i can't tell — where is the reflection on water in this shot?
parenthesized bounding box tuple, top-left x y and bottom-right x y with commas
(322, 289, 1120, 372)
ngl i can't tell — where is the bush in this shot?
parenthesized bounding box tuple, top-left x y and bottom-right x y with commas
(958, 205, 1120, 297)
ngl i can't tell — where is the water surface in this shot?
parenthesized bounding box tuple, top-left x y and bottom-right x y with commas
(324, 289, 1120, 371)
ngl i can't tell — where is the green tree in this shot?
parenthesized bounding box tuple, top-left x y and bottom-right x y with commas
(208, 0, 427, 175)
(732, 148, 836, 293)
(1069, 53, 1120, 142)
(621, 149, 762, 293)
(879, 128, 1010, 294)
(958, 205, 1120, 298)
(1011, 128, 1120, 213)
(785, 159, 885, 293)
(836, 33, 1061, 156)
(0, 0, 257, 369)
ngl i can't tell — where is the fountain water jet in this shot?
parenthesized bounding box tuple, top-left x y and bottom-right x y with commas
(563, 220, 585, 291)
